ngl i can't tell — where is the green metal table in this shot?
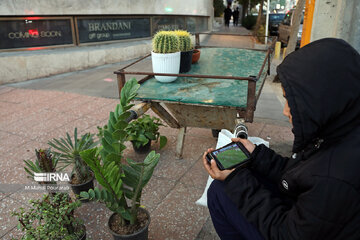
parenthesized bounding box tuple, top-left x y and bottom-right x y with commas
(115, 35, 275, 158)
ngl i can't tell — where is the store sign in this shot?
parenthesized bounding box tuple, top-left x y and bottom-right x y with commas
(152, 17, 186, 33)
(0, 19, 74, 49)
(77, 18, 150, 43)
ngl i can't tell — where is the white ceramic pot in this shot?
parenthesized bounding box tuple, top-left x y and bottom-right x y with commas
(151, 51, 181, 83)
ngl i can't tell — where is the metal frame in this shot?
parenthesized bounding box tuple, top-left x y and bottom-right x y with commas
(114, 34, 276, 158)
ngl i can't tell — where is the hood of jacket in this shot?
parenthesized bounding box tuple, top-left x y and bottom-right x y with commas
(277, 38, 360, 153)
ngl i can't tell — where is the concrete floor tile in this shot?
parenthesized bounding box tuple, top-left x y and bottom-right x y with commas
(0, 132, 29, 154)
(8, 191, 46, 207)
(258, 124, 294, 156)
(74, 201, 113, 240)
(142, 176, 177, 212)
(180, 158, 209, 191)
(0, 197, 26, 237)
(0, 164, 30, 184)
(148, 183, 209, 240)
(246, 121, 266, 137)
(195, 216, 220, 240)
(259, 124, 294, 144)
(1, 226, 23, 240)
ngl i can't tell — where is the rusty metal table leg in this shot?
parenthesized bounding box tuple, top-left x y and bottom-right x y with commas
(175, 127, 186, 159)
(116, 70, 126, 99)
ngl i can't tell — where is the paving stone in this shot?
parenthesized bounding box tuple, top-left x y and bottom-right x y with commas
(142, 176, 177, 213)
(74, 201, 113, 240)
(148, 183, 209, 240)
(195, 216, 220, 240)
(1, 226, 23, 240)
(0, 197, 26, 237)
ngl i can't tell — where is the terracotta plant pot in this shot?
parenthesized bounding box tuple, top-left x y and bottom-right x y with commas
(108, 207, 150, 240)
(192, 49, 201, 64)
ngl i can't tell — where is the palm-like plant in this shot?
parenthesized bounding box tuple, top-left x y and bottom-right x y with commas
(48, 129, 98, 184)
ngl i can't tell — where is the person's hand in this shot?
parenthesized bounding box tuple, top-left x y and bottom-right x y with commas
(231, 138, 255, 154)
(202, 148, 235, 181)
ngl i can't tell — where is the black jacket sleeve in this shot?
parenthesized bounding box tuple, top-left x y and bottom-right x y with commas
(249, 144, 290, 182)
(224, 169, 360, 240)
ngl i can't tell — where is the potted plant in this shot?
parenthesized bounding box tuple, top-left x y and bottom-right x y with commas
(174, 30, 194, 73)
(151, 31, 180, 83)
(79, 78, 160, 240)
(126, 114, 167, 154)
(48, 129, 98, 201)
(192, 49, 201, 64)
(24, 149, 60, 196)
(24, 149, 58, 183)
(12, 192, 86, 240)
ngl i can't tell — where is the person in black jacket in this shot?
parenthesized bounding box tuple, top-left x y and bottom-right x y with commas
(233, 7, 240, 26)
(224, 5, 232, 27)
(203, 38, 360, 240)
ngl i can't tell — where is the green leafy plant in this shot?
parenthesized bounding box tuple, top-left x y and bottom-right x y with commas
(213, 0, 225, 17)
(152, 31, 179, 53)
(126, 114, 167, 149)
(242, 14, 257, 29)
(173, 30, 193, 52)
(24, 149, 59, 184)
(11, 193, 84, 240)
(48, 129, 98, 184)
(79, 78, 160, 232)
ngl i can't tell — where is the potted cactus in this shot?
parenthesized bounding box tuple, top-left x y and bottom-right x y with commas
(24, 149, 60, 196)
(174, 30, 194, 73)
(151, 31, 180, 83)
(79, 79, 160, 240)
(48, 129, 98, 201)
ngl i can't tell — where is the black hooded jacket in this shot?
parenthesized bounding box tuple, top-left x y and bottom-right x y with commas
(224, 38, 360, 239)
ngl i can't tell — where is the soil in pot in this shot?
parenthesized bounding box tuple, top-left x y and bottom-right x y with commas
(132, 140, 151, 154)
(180, 50, 193, 73)
(70, 173, 94, 202)
(192, 49, 200, 64)
(109, 208, 150, 239)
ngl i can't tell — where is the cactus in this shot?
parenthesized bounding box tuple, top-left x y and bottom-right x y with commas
(174, 30, 193, 52)
(152, 31, 179, 53)
(36, 149, 56, 173)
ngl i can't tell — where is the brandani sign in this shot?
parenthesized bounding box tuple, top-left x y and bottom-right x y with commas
(34, 172, 70, 182)
(77, 18, 150, 43)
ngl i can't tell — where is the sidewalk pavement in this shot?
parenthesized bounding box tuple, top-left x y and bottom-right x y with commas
(0, 30, 292, 239)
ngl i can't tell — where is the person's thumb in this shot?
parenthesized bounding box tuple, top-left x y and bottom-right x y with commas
(210, 159, 218, 170)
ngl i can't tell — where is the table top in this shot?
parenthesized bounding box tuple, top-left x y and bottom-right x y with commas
(135, 48, 268, 108)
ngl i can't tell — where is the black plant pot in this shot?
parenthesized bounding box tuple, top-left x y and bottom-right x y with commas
(78, 225, 87, 240)
(132, 140, 151, 154)
(70, 174, 94, 202)
(79, 232, 86, 240)
(180, 50, 193, 73)
(108, 208, 150, 240)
